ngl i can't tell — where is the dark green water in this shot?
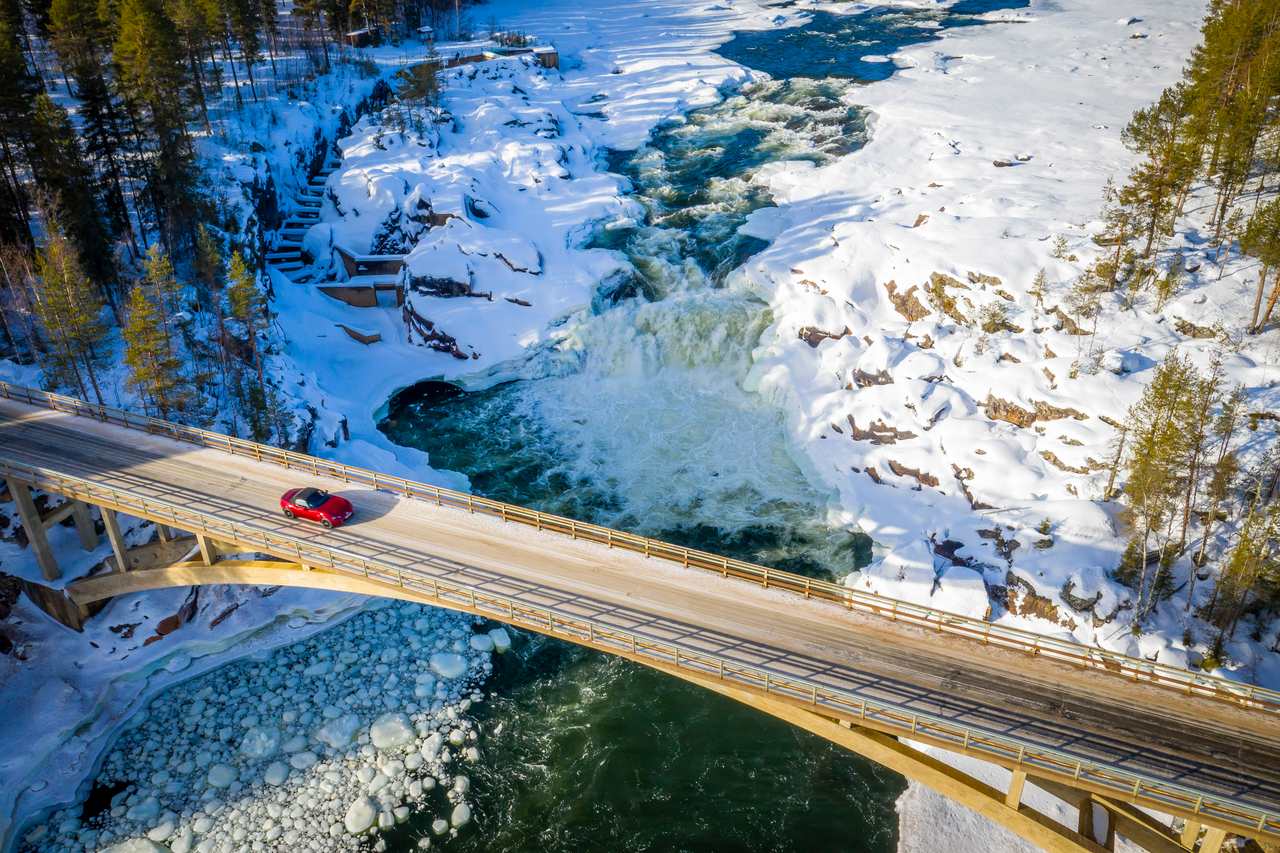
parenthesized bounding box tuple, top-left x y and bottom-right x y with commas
(380, 5, 1028, 851)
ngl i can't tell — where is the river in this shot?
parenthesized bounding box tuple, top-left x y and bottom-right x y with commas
(379, 3, 1026, 851)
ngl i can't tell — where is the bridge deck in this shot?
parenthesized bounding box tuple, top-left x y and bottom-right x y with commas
(3, 398, 1280, 826)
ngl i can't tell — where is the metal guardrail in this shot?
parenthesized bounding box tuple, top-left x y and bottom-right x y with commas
(3, 380, 1278, 718)
(1, 453, 1277, 842)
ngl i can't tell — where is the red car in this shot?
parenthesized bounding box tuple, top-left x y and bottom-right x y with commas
(280, 487, 354, 528)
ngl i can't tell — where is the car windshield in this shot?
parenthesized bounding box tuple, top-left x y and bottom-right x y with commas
(296, 489, 329, 508)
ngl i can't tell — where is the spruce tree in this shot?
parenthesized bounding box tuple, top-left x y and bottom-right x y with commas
(33, 220, 107, 403)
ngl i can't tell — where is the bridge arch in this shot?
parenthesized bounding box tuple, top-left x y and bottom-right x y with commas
(69, 560, 1186, 853)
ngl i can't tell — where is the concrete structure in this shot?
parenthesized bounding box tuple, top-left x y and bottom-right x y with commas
(2, 381, 1279, 852)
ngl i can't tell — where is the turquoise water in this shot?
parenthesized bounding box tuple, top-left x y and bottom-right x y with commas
(379, 6, 1030, 851)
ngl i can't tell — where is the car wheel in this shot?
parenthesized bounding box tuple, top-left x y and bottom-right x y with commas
(283, 508, 295, 519)
(321, 517, 333, 529)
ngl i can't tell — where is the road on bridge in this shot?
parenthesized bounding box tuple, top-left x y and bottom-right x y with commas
(3, 396, 1280, 826)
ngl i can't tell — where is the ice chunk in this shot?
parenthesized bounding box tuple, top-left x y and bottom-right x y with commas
(315, 713, 362, 749)
(369, 712, 415, 749)
(263, 761, 290, 786)
(488, 628, 512, 653)
(102, 841, 170, 853)
(429, 653, 466, 679)
(238, 726, 282, 760)
(206, 764, 236, 789)
(450, 802, 472, 828)
(344, 797, 378, 834)
(468, 634, 494, 652)
(290, 751, 319, 771)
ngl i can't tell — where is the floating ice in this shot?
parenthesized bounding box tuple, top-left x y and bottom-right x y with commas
(205, 764, 236, 789)
(42, 601, 490, 851)
(429, 652, 467, 679)
(369, 713, 415, 750)
(237, 726, 281, 760)
(344, 797, 377, 834)
(488, 627, 512, 653)
(315, 713, 362, 749)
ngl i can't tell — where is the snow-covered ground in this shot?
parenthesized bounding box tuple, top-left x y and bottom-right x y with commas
(5, 0, 1277, 849)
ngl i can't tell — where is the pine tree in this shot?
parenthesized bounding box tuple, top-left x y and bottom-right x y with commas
(224, 0, 262, 101)
(227, 248, 264, 388)
(1119, 85, 1198, 258)
(0, 14, 37, 247)
(1028, 268, 1047, 310)
(1189, 385, 1244, 608)
(143, 243, 182, 324)
(32, 220, 107, 403)
(29, 94, 119, 310)
(1118, 353, 1197, 620)
(114, 0, 198, 249)
(123, 280, 188, 416)
(1244, 198, 1280, 332)
(49, 0, 141, 254)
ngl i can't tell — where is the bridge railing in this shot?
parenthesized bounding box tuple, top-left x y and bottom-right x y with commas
(4, 379, 1280, 719)
(2, 452, 1277, 842)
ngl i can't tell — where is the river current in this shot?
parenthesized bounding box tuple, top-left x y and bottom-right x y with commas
(379, 4, 1026, 851)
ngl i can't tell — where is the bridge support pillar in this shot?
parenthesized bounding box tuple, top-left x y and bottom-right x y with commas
(196, 534, 218, 567)
(101, 508, 128, 572)
(1199, 828, 1227, 853)
(7, 478, 60, 580)
(1077, 796, 1115, 850)
(70, 501, 97, 551)
(1180, 820, 1201, 848)
(1005, 769, 1027, 809)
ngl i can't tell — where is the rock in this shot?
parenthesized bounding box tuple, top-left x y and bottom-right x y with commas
(450, 802, 472, 828)
(344, 797, 378, 834)
(429, 652, 467, 679)
(370, 713, 415, 750)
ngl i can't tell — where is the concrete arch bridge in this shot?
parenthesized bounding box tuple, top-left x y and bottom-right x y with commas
(2, 382, 1279, 853)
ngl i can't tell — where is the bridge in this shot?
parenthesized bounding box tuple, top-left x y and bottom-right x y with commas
(2, 381, 1279, 853)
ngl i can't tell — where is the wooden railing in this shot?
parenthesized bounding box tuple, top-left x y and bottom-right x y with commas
(3, 379, 1279, 717)
(1, 452, 1276, 842)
